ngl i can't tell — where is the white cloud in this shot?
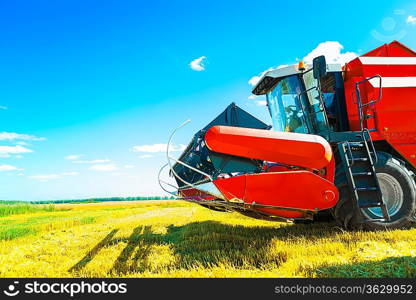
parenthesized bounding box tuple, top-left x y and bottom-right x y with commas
(0, 164, 21, 172)
(138, 154, 153, 159)
(65, 154, 82, 160)
(303, 41, 357, 65)
(61, 172, 79, 176)
(0, 132, 45, 141)
(255, 100, 267, 106)
(110, 172, 127, 176)
(15, 141, 29, 146)
(65, 155, 111, 164)
(170, 144, 187, 152)
(75, 158, 111, 164)
(29, 174, 61, 181)
(407, 15, 416, 25)
(124, 165, 135, 169)
(89, 164, 117, 171)
(132, 143, 186, 153)
(248, 42, 356, 88)
(248, 65, 288, 87)
(29, 171, 80, 181)
(189, 56, 207, 71)
(0, 145, 33, 155)
(248, 67, 274, 87)
(0, 106, 7, 110)
(249, 93, 267, 106)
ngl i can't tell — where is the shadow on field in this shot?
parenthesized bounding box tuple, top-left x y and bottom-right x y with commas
(69, 221, 341, 275)
(69, 229, 119, 272)
(312, 256, 416, 278)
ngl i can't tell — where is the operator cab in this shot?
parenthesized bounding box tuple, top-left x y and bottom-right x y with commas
(252, 63, 349, 135)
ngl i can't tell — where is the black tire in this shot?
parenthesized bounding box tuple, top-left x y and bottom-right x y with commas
(331, 152, 416, 230)
(312, 209, 334, 222)
(293, 210, 333, 224)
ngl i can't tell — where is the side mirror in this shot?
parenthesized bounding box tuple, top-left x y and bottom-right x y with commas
(313, 55, 327, 79)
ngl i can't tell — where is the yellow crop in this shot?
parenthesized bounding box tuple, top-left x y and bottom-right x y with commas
(0, 200, 415, 277)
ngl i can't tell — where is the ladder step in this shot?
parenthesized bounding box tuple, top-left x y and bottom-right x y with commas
(352, 172, 372, 176)
(355, 187, 378, 191)
(339, 132, 389, 223)
(359, 202, 384, 208)
(348, 142, 364, 147)
(349, 157, 368, 162)
(362, 218, 387, 223)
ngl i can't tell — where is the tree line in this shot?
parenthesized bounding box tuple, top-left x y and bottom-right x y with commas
(1, 196, 176, 205)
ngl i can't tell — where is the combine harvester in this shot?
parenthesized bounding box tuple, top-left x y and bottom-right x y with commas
(159, 41, 416, 230)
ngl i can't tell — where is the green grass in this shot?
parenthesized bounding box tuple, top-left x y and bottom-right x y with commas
(80, 216, 96, 225)
(0, 203, 56, 217)
(312, 256, 416, 277)
(0, 226, 37, 240)
(0, 207, 96, 241)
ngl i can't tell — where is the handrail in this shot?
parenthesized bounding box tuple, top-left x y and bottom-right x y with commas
(165, 119, 214, 191)
(355, 75, 382, 131)
(157, 163, 179, 196)
(297, 77, 329, 133)
(361, 128, 378, 165)
(345, 142, 354, 167)
(167, 155, 213, 181)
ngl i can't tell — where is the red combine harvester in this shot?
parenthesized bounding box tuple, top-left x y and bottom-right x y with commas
(159, 41, 416, 230)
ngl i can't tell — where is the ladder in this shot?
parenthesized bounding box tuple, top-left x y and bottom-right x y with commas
(337, 129, 390, 222)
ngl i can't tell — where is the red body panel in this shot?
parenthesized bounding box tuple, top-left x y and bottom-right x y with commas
(344, 41, 416, 167)
(213, 171, 338, 218)
(179, 188, 215, 201)
(205, 125, 333, 169)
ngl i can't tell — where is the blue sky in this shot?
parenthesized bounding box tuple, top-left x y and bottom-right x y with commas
(0, 0, 415, 201)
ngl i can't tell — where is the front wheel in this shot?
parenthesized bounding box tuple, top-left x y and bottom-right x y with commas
(332, 152, 416, 230)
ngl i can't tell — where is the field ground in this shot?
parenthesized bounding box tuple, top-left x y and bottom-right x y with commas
(0, 200, 415, 278)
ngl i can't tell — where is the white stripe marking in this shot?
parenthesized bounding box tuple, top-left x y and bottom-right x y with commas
(359, 56, 416, 65)
(369, 77, 416, 88)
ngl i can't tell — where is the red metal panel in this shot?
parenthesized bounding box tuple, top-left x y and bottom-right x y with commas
(205, 125, 333, 169)
(344, 41, 416, 79)
(363, 41, 416, 57)
(389, 144, 416, 166)
(343, 41, 416, 168)
(213, 171, 338, 218)
(179, 188, 216, 201)
(213, 174, 246, 201)
(376, 87, 416, 141)
(326, 155, 335, 182)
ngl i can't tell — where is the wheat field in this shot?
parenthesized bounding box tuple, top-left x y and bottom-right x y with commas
(0, 200, 415, 278)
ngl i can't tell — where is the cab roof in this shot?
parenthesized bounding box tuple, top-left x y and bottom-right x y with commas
(251, 63, 342, 95)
